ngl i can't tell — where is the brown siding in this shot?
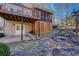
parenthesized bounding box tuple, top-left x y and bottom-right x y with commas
(32, 22, 35, 32)
(35, 21, 53, 36)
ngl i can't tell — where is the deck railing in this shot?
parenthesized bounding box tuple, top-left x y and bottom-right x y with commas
(0, 3, 40, 19)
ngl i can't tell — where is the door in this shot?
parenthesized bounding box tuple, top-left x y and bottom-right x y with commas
(15, 24, 25, 35)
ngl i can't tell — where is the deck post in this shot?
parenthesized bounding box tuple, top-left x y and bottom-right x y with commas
(21, 17, 23, 41)
(39, 21, 40, 37)
(21, 8, 24, 41)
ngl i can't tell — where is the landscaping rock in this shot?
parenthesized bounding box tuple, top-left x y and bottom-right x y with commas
(8, 28, 79, 56)
(52, 48, 62, 56)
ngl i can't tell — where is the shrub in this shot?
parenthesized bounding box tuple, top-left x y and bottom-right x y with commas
(0, 33, 5, 38)
(0, 43, 10, 56)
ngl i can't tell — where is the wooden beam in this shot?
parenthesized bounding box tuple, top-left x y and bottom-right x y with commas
(9, 15, 13, 20)
(24, 17, 26, 22)
(4, 14, 10, 20)
(17, 16, 19, 21)
(25, 17, 27, 22)
(1, 13, 8, 20)
(13, 15, 17, 21)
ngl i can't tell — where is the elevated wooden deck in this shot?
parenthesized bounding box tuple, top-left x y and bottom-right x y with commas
(0, 9, 39, 23)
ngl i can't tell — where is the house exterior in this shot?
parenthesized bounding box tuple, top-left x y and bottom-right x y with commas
(0, 3, 53, 36)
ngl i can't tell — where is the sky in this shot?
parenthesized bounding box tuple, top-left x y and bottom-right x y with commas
(43, 3, 79, 24)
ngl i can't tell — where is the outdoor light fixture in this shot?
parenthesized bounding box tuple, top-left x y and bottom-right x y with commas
(72, 9, 76, 16)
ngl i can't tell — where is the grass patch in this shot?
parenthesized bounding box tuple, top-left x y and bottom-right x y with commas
(0, 43, 10, 56)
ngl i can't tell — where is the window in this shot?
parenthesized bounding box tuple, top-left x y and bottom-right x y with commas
(48, 14, 52, 22)
(46, 13, 48, 21)
(44, 12, 46, 21)
(26, 10, 30, 16)
(42, 12, 45, 21)
(16, 3, 24, 6)
(16, 10, 23, 14)
(36, 10, 39, 18)
(32, 9, 35, 17)
(39, 10, 41, 18)
(9, 8, 14, 12)
(41, 11, 43, 21)
(0, 4, 3, 9)
(16, 25, 20, 30)
(24, 9, 32, 16)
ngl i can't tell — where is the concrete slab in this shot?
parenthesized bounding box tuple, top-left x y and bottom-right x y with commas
(0, 36, 32, 43)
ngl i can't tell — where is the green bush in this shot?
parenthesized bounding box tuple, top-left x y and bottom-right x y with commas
(0, 43, 10, 56)
(0, 33, 5, 38)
